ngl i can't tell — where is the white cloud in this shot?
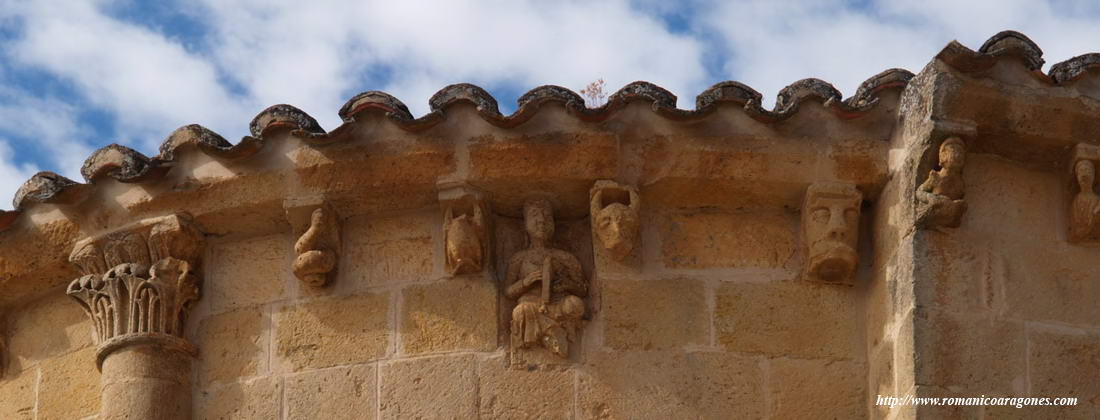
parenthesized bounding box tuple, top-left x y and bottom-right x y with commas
(0, 139, 40, 209)
(191, 0, 707, 118)
(3, 0, 250, 146)
(0, 0, 1099, 211)
(699, 0, 1100, 107)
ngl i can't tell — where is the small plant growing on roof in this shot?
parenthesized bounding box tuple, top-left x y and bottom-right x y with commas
(580, 79, 607, 108)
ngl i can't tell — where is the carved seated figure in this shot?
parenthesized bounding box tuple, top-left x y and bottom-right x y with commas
(505, 197, 587, 359)
(917, 137, 967, 228)
(1070, 159, 1100, 242)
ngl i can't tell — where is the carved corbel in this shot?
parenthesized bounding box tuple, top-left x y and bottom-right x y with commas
(439, 185, 490, 276)
(66, 214, 204, 367)
(286, 199, 341, 287)
(590, 180, 640, 261)
(1068, 143, 1100, 243)
(802, 182, 862, 285)
(916, 137, 967, 228)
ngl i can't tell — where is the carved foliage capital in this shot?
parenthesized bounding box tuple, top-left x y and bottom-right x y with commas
(65, 214, 204, 362)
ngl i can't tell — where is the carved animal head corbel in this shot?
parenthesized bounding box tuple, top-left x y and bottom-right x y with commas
(440, 185, 489, 276)
(590, 180, 640, 261)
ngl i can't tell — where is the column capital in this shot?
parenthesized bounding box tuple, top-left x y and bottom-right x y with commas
(65, 214, 204, 368)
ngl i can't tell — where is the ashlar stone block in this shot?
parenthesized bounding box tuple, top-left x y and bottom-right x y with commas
(379, 354, 478, 419)
(274, 292, 391, 371)
(603, 277, 708, 350)
(400, 279, 497, 355)
(715, 281, 859, 359)
(286, 364, 377, 420)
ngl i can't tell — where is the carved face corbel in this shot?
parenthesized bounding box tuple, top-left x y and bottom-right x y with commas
(802, 182, 862, 285)
(440, 186, 489, 276)
(590, 180, 640, 261)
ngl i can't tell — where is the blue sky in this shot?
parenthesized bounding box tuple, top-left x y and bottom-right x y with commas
(1, 0, 1099, 208)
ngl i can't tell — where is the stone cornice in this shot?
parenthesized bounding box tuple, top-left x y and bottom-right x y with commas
(3, 71, 914, 230)
(1, 30, 1099, 306)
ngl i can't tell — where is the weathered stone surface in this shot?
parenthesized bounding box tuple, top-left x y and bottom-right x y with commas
(286, 365, 377, 420)
(1028, 328, 1100, 416)
(196, 376, 281, 420)
(715, 281, 859, 359)
(577, 351, 765, 419)
(274, 292, 391, 371)
(207, 234, 290, 312)
(0, 367, 36, 420)
(478, 354, 574, 420)
(195, 307, 266, 385)
(913, 232, 993, 314)
(38, 347, 100, 420)
(770, 358, 865, 419)
(6, 291, 92, 372)
(962, 155, 1059, 244)
(379, 354, 478, 419)
(868, 341, 895, 420)
(1001, 244, 1100, 326)
(603, 277, 708, 350)
(912, 309, 1026, 395)
(468, 132, 618, 182)
(400, 279, 497, 355)
(660, 211, 796, 269)
(344, 213, 435, 288)
(911, 384, 981, 420)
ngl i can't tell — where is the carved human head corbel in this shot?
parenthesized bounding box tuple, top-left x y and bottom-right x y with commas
(802, 182, 862, 285)
(590, 180, 640, 261)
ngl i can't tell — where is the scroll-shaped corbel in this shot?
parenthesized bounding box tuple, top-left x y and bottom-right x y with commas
(286, 200, 340, 287)
(590, 180, 640, 261)
(440, 185, 489, 276)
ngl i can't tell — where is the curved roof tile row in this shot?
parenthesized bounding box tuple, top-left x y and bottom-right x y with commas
(4, 30, 1097, 231)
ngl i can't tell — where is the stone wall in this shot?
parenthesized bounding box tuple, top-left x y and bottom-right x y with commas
(2, 30, 1100, 419)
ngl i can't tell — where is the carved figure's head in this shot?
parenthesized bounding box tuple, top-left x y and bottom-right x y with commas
(802, 182, 862, 285)
(590, 182, 640, 260)
(1076, 159, 1095, 191)
(524, 197, 555, 243)
(939, 137, 966, 170)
